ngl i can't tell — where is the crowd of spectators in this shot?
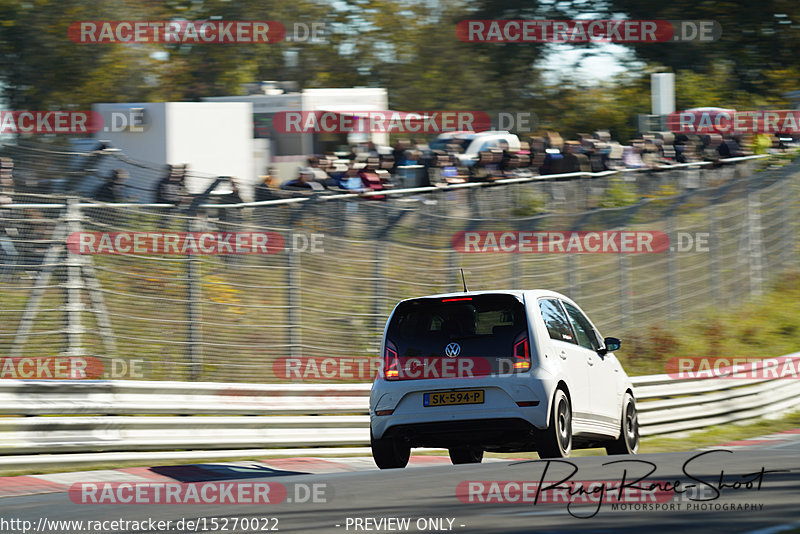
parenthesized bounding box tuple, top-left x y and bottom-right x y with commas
(260, 130, 772, 199)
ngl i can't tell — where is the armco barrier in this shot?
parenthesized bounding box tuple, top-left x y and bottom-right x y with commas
(0, 352, 798, 463)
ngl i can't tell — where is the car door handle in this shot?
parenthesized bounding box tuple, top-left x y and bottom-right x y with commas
(587, 357, 594, 366)
(559, 350, 567, 360)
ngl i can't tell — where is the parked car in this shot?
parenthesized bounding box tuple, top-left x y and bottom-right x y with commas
(454, 131, 521, 167)
(369, 289, 637, 468)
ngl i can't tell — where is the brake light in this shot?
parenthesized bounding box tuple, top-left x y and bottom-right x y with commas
(513, 337, 530, 371)
(384, 345, 399, 380)
(442, 297, 473, 302)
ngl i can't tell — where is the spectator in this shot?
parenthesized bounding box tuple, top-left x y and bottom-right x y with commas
(640, 139, 661, 168)
(343, 145, 359, 161)
(255, 168, 280, 202)
(622, 143, 645, 169)
(718, 135, 743, 159)
(359, 159, 386, 200)
(307, 155, 329, 181)
(339, 163, 365, 190)
(539, 147, 565, 175)
(156, 164, 187, 205)
(442, 154, 467, 183)
(701, 134, 723, 163)
(378, 155, 395, 184)
(217, 178, 244, 233)
(470, 151, 500, 181)
(281, 168, 324, 191)
(391, 139, 408, 171)
(563, 141, 590, 173)
(94, 169, 129, 202)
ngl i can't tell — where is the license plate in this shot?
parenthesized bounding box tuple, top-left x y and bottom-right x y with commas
(423, 390, 484, 407)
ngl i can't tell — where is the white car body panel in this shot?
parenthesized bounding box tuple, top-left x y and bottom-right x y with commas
(369, 289, 633, 451)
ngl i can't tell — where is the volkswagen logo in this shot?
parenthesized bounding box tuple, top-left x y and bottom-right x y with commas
(444, 342, 461, 358)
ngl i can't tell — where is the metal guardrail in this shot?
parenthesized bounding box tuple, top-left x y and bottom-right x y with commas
(1, 352, 798, 461)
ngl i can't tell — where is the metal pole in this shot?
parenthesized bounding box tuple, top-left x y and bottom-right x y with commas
(709, 203, 721, 307)
(286, 239, 300, 360)
(10, 224, 66, 357)
(666, 215, 678, 323)
(186, 216, 202, 380)
(64, 199, 84, 357)
(373, 241, 387, 334)
(747, 189, 764, 298)
(567, 254, 579, 301)
(618, 252, 630, 328)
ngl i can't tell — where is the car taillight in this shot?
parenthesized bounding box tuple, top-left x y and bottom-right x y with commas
(513, 336, 530, 371)
(384, 344, 399, 380)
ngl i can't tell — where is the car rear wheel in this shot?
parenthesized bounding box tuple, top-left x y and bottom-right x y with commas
(606, 392, 639, 455)
(537, 388, 572, 458)
(449, 446, 484, 464)
(371, 430, 410, 469)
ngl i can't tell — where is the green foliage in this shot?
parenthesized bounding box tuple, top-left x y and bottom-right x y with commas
(617, 272, 800, 376)
(598, 177, 639, 208)
(510, 191, 547, 216)
(1, 1, 798, 142)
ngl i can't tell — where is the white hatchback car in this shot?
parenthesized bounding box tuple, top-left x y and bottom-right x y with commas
(369, 290, 638, 468)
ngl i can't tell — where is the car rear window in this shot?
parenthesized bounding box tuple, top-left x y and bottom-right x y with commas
(387, 294, 527, 358)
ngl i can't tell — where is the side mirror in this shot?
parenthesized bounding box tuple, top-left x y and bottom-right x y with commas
(601, 337, 621, 354)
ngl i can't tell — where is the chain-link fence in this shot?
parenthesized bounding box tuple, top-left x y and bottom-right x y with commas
(1, 153, 798, 382)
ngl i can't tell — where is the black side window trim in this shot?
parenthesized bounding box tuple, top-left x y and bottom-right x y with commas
(560, 299, 602, 351)
(538, 297, 577, 345)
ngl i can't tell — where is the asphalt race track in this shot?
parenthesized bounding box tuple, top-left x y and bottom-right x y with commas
(1, 435, 799, 534)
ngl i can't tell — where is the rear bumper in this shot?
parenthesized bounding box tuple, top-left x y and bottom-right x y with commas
(369, 373, 555, 445)
(380, 417, 538, 450)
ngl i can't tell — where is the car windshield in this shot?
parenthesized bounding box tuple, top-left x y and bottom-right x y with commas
(428, 138, 472, 152)
(388, 294, 527, 358)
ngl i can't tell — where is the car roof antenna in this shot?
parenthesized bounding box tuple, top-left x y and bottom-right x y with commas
(460, 268, 468, 292)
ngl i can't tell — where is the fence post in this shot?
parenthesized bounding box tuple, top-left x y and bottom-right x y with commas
(186, 216, 202, 380)
(286, 239, 300, 360)
(746, 189, 764, 298)
(63, 199, 85, 357)
(567, 254, 579, 301)
(618, 252, 630, 327)
(448, 249, 459, 292)
(781, 181, 793, 272)
(373, 241, 386, 333)
(709, 202, 721, 307)
(666, 216, 678, 323)
(10, 221, 67, 358)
